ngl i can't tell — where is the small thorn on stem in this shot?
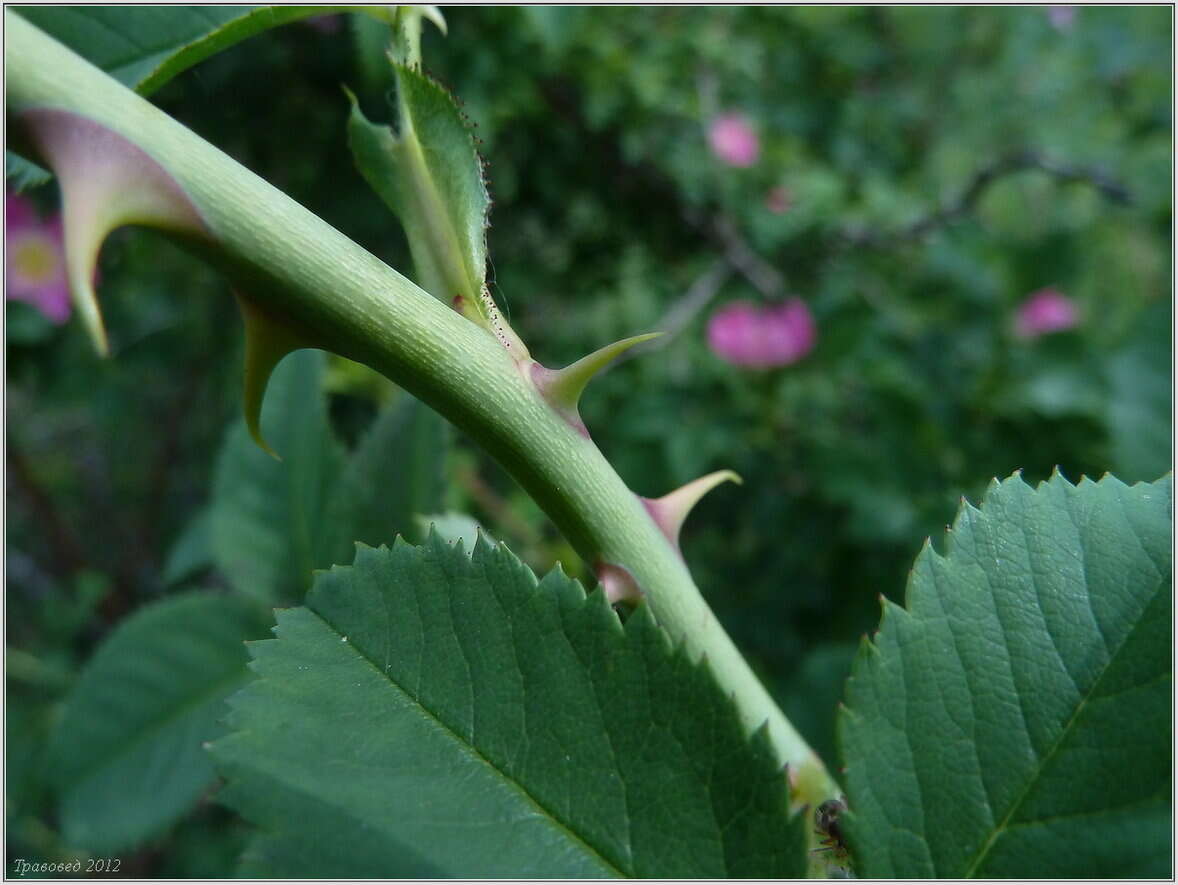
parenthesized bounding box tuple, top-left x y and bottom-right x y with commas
(643, 470, 742, 549)
(532, 332, 663, 434)
(594, 560, 641, 605)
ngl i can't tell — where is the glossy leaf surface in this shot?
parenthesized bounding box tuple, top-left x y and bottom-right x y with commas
(347, 65, 489, 311)
(210, 350, 448, 603)
(213, 534, 805, 878)
(210, 350, 344, 603)
(46, 592, 269, 853)
(839, 471, 1172, 877)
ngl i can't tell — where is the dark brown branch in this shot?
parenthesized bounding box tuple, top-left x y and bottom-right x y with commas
(685, 210, 785, 297)
(841, 149, 1132, 247)
(619, 258, 732, 363)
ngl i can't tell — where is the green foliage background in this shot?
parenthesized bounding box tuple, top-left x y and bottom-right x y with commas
(6, 6, 1171, 876)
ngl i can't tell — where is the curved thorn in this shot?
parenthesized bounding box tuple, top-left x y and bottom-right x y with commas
(643, 470, 743, 548)
(238, 295, 309, 460)
(18, 110, 207, 356)
(532, 332, 663, 432)
(420, 5, 447, 34)
(594, 560, 642, 605)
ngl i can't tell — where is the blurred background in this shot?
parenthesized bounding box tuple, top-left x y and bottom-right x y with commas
(7, 6, 1172, 876)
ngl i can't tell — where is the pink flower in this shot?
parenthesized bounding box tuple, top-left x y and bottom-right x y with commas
(708, 113, 760, 168)
(6, 191, 71, 324)
(1014, 287, 1079, 339)
(707, 298, 816, 368)
(1046, 6, 1076, 31)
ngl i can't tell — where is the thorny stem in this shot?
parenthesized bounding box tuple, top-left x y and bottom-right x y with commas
(6, 11, 839, 820)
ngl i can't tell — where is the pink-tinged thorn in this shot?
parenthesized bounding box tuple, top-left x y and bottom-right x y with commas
(19, 109, 207, 356)
(531, 332, 663, 434)
(594, 560, 642, 605)
(237, 295, 311, 460)
(643, 470, 742, 549)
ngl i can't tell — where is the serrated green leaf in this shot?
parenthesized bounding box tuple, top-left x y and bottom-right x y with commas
(320, 392, 449, 566)
(414, 511, 483, 550)
(46, 592, 270, 854)
(211, 351, 449, 602)
(210, 350, 344, 603)
(347, 67, 488, 309)
(212, 535, 805, 878)
(162, 507, 213, 587)
(386, 5, 446, 68)
(1107, 298, 1172, 483)
(838, 471, 1172, 878)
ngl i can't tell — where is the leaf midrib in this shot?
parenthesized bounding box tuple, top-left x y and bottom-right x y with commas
(960, 576, 1165, 877)
(310, 607, 628, 879)
(395, 70, 481, 302)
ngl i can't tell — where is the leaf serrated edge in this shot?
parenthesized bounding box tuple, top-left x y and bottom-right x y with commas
(837, 468, 1173, 877)
(216, 534, 805, 877)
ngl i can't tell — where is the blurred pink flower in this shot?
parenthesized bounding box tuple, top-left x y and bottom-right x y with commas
(1047, 6, 1076, 31)
(765, 186, 793, 214)
(708, 113, 759, 168)
(6, 191, 71, 324)
(1014, 287, 1079, 339)
(707, 298, 816, 368)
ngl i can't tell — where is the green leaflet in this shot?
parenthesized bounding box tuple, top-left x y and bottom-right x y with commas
(12, 6, 345, 95)
(1106, 297, 1172, 483)
(347, 66, 525, 355)
(161, 507, 213, 587)
(3, 6, 404, 192)
(319, 379, 449, 569)
(211, 349, 449, 603)
(4, 5, 441, 200)
(45, 592, 271, 854)
(414, 511, 484, 551)
(211, 534, 806, 878)
(210, 350, 344, 602)
(4, 5, 327, 202)
(838, 471, 1172, 877)
(347, 68, 486, 305)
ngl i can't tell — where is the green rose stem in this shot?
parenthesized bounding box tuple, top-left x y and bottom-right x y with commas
(6, 11, 838, 814)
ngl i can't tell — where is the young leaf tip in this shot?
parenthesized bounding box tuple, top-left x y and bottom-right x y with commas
(642, 469, 742, 549)
(18, 109, 207, 356)
(531, 333, 663, 433)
